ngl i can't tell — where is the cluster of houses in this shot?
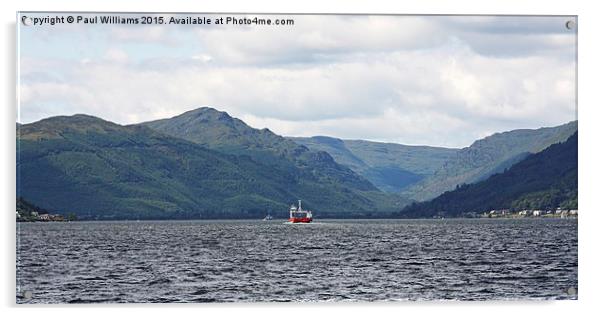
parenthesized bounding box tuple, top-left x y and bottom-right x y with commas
(16, 211, 65, 221)
(483, 208, 578, 218)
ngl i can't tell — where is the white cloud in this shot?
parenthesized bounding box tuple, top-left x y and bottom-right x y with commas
(194, 15, 444, 65)
(104, 48, 129, 63)
(110, 25, 169, 43)
(18, 15, 577, 148)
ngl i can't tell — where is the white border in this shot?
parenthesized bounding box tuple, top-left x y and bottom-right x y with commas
(3, 1, 601, 316)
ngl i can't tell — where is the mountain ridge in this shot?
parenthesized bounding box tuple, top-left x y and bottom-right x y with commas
(16, 107, 577, 219)
(141, 107, 378, 192)
(290, 136, 460, 193)
(17, 112, 404, 219)
(403, 121, 577, 201)
(397, 131, 578, 218)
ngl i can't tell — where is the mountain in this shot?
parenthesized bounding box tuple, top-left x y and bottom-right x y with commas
(397, 132, 578, 218)
(141, 107, 381, 192)
(403, 121, 578, 201)
(17, 108, 576, 219)
(290, 136, 459, 193)
(17, 114, 404, 220)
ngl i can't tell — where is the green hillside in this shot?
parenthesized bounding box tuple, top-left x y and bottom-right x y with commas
(403, 121, 577, 201)
(141, 107, 379, 192)
(17, 114, 404, 219)
(291, 136, 458, 193)
(397, 132, 577, 218)
(16, 108, 576, 220)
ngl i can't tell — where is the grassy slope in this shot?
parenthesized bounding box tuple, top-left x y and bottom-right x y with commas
(290, 136, 458, 193)
(398, 132, 577, 218)
(18, 114, 406, 219)
(403, 121, 577, 201)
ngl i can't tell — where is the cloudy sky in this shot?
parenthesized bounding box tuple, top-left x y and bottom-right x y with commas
(18, 14, 576, 148)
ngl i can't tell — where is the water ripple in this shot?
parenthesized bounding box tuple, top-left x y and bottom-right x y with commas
(16, 219, 578, 303)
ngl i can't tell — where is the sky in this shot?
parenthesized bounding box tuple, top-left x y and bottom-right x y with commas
(18, 14, 577, 148)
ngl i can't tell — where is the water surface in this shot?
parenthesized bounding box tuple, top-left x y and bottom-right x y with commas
(16, 219, 578, 303)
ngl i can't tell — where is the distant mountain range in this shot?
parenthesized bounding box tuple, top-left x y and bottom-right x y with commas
(397, 132, 577, 218)
(402, 121, 577, 201)
(16, 106, 577, 219)
(293, 121, 577, 202)
(290, 136, 459, 193)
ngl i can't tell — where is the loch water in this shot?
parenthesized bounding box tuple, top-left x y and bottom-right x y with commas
(16, 218, 578, 303)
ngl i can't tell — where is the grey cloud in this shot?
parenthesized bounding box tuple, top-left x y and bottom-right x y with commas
(439, 16, 575, 35)
(190, 15, 575, 66)
(19, 15, 576, 147)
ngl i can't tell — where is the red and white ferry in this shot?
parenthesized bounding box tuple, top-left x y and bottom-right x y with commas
(288, 200, 313, 223)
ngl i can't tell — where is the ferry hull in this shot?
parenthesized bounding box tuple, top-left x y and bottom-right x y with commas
(288, 217, 312, 223)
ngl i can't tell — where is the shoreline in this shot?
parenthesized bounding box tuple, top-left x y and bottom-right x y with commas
(16, 216, 578, 223)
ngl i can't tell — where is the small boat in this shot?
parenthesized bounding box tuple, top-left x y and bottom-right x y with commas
(263, 214, 273, 221)
(288, 200, 313, 223)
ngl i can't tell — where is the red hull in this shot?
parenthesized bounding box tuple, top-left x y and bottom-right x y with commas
(288, 217, 312, 223)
